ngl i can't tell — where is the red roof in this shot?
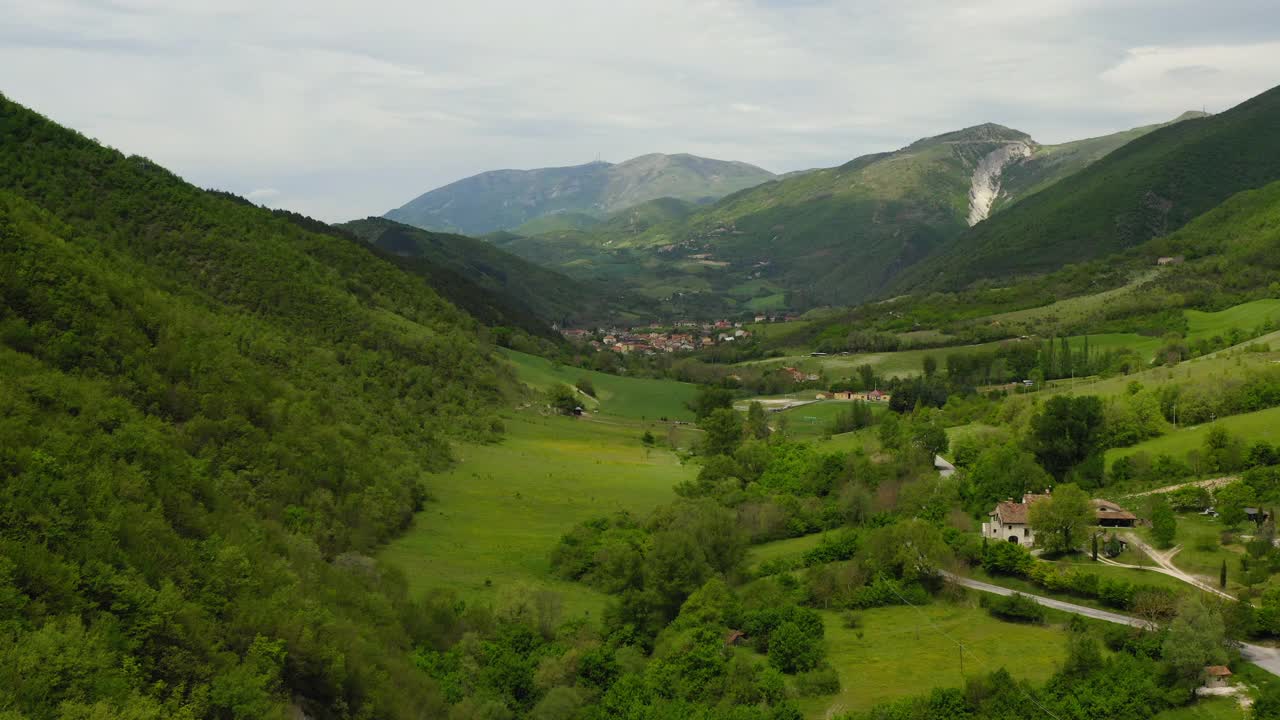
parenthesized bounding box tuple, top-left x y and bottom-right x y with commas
(1205, 666, 1232, 677)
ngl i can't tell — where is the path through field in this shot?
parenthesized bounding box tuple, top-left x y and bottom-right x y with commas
(1122, 476, 1237, 499)
(1100, 532, 1237, 601)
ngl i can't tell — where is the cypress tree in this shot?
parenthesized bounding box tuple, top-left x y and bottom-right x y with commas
(1221, 560, 1228, 588)
(1091, 533, 1099, 561)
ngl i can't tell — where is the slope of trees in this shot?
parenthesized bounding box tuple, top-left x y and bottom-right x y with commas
(0, 94, 509, 718)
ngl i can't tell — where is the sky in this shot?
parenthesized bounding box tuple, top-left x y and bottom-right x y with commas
(2, 0, 1278, 222)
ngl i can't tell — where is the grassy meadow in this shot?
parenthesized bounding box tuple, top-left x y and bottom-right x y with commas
(379, 412, 692, 617)
(797, 602, 1070, 718)
(1106, 405, 1280, 470)
(775, 399, 889, 441)
(500, 347, 700, 420)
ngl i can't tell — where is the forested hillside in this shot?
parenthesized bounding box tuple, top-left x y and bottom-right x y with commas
(498, 115, 1199, 314)
(901, 84, 1280, 291)
(342, 217, 642, 329)
(0, 95, 509, 718)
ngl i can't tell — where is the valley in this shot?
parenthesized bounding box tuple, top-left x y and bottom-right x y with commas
(7, 34, 1280, 720)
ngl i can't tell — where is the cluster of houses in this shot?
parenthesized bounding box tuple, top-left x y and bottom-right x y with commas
(559, 321, 754, 355)
(981, 491, 1138, 546)
(815, 389, 890, 402)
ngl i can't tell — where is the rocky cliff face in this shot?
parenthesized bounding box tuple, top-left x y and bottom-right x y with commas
(967, 141, 1034, 226)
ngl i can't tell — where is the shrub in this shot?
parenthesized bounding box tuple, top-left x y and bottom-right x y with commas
(981, 593, 1046, 623)
(794, 664, 841, 696)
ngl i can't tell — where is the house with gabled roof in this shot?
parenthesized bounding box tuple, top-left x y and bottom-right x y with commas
(982, 491, 1136, 546)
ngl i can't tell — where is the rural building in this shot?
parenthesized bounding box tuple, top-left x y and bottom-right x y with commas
(983, 493, 1049, 545)
(1093, 500, 1138, 528)
(1156, 256, 1186, 266)
(982, 492, 1137, 545)
(1203, 666, 1232, 689)
(724, 630, 746, 647)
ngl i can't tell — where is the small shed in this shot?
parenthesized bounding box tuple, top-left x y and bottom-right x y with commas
(724, 630, 746, 647)
(1203, 665, 1232, 689)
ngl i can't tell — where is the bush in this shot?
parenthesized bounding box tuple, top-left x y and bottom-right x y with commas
(768, 621, 824, 674)
(982, 541, 1035, 576)
(794, 664, 841, 697)
(981, 592, 1046, 623)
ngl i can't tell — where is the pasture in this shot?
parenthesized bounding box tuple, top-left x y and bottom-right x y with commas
(798, 602, 1070, 718)
(775, 399, 889, 441)
(1106, 405, 1280, 470)
(1151, 697, 1247, 720)
(378, 412, 692, 617)
(500, 347, 699, 420)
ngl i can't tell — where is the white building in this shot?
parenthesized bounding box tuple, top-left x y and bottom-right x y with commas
(982, 492, 1050, 545)
(982, 492, 1138, 547)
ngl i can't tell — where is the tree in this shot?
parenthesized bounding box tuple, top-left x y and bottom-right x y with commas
(1162, 597, 1229, 683)
(963, 442, 1053, 512)
(767, 621, 823, 674)
(700, 408, 743, 457)
(745, 401, 770, 440)
(548, 384, 579, 415)
(1028, 396, 1105, 479)
(1029, 484, 1093, 555)
(1221, 560, 1228, 589)
(687, 386, 734, 420)
(1216, 481, 1258, 528)
(908, 414, 949, 456)
(575, 376, 596, 398)
(1149, 495, 1177, 549)
(922, 354, 937, 378)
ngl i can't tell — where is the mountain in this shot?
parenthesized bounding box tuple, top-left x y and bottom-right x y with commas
(384, 153, 776, 235)
(503, 116, 1192, 314)
(990, 111, 1210, 214)
(0, 94, 511, 718)
(341, 217, 647, 327)
(898, 84, 1280, 292)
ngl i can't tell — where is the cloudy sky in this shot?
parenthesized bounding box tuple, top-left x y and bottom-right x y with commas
(3, 0, 1277, 222)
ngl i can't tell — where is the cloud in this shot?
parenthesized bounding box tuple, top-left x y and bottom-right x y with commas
(0, 0, 1276, 222)
(246, 188, 281, 203)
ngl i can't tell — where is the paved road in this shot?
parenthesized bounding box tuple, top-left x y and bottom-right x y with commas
(946, 573, 1280, 676)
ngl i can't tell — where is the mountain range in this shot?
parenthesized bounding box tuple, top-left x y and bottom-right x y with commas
(385, 153, 777, 236)
(476, 110, 1222, 314)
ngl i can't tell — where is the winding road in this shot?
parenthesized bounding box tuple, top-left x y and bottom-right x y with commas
(946, 573, 1280, 677)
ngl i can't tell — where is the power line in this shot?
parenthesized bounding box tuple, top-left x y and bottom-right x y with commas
(884, 579, 1067, 720)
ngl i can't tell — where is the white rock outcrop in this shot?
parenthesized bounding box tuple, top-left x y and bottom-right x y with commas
(967, 142, 1033, 226)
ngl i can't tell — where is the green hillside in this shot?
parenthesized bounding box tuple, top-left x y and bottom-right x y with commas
(0, 94, 511, 718)
(991, 111, 1210, 213)
(342, 217, 644, 327)
(902, 83, 1280, 291)
(504, 116, 1197, 314)
(385, 153, 774, 235)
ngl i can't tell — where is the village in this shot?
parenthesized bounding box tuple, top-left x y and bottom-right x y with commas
(558, 315, 795, 355)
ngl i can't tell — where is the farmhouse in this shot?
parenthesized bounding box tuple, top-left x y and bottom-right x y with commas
(982, 492, 1137, 546)
(1203, 666, 1232, 689)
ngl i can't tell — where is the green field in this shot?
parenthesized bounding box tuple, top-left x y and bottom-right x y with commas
(798, 602, 1069, 718)
(1047, 344, 1280, 401)
(746, 532, 831, 571)
(1107, 405, 1280, 470)
(378, 412, 692, 616)
(1188, 299, 1280, 338)
(500, 348, 699, 420)
(1152, 697, 1248, 720)
(748, 299, 1280, 387)
(776, 400, 889, 440)
(975, 270, 1162, 331)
